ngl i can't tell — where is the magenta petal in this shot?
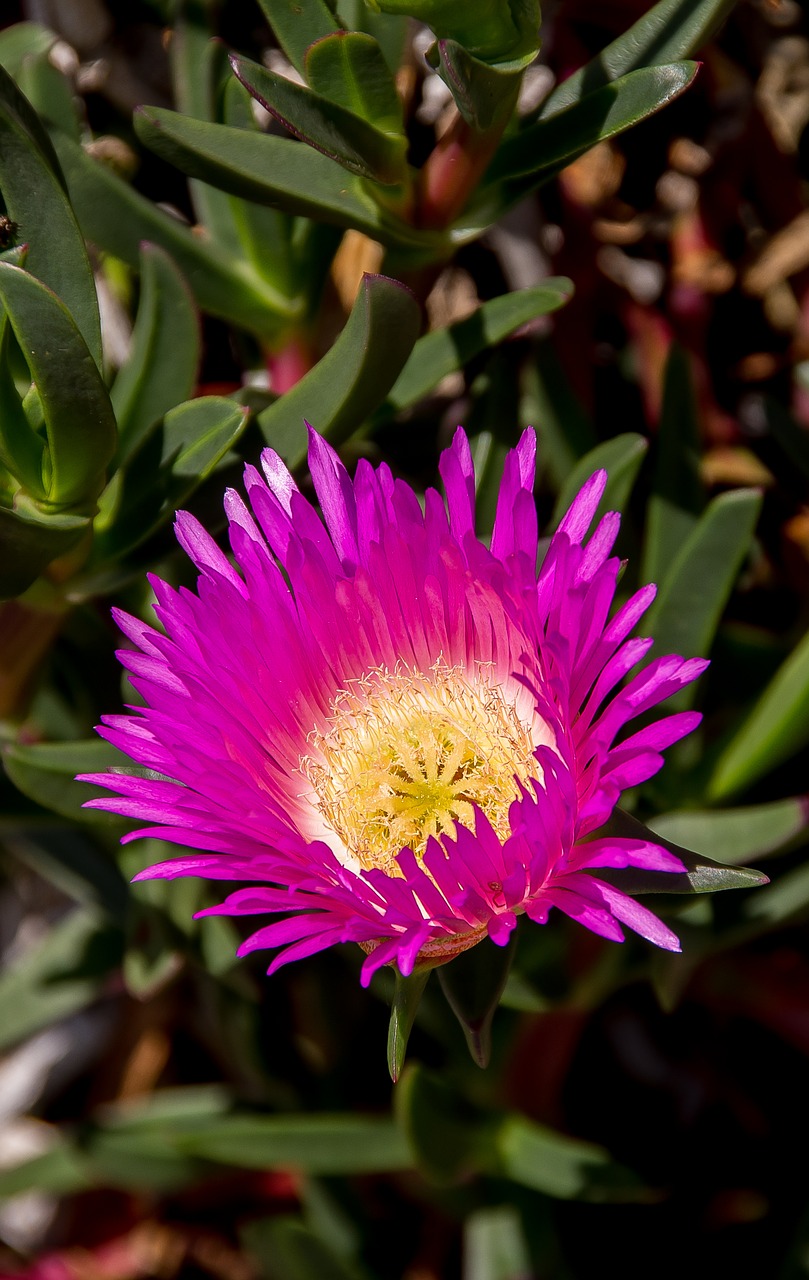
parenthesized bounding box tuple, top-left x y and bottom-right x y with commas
(82, 425, 705, 986)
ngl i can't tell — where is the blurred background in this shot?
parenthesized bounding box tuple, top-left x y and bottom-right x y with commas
(1, 0, 809, 1277)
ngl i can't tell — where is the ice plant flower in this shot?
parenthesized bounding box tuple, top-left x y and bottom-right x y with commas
(81, 427, 707, 985)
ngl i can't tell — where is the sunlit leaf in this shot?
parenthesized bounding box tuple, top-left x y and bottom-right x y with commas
(376, 280, 573, 420)
(49, 130, 296, 339)
(257, 0, 342, 79)
(0, 64, 101, 368)
(529, 0, 736, 123)
(305, 31, 403, 133)
(489, 63, 698, 184)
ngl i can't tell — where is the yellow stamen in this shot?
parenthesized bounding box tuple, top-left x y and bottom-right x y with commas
(301, 662, 539, 875)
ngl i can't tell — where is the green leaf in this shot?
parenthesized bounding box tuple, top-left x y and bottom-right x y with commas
(133, 107, 432, 250)
(376, 280, 573, 420)
(0, 503, 89, 598)
(369, 0, 540, 63)
(521, 344, 597, 487)
(16, 48, 81, 143)
(0, 65, 102, 369)
(529, 0, 736, 123)
(596, 807, 769, 895)
(489, 63, 699, 186)
(0, 324, 45, 496)
(111, 243, 200, 464)
(170, 7, 243, 251)
(644, 488, 761, 682)
(242, 1218, 369, 1280)
(395, 1065, 486, 1185)
(708, 626, 809, 802)
(49, 130, 296, 339)
(176, 1114, 411, 1174)
(0, 21, 57, 78)
(437, 933, 516, 1068)
(387, 968, 431, 1084)
(0, 907, 122, 1052)
(4, 737, 130, 824)
(549, 433, 647, 530)
(641, 344, 704, 584)
(257, 274, 421, 466)
(0, 1143, 92, 1199)
(256, 0, 342, 80)
(427, 39, 524, 131)
(230, 52, 408, 186)
(492, 1113, 643, 1201)
(305, 31, 403, 134)
(463, 1207, 531, 1280)
(221, 78, 303, 298)
(650, 798, 809, 865)
(99, 396, 248, 557)
(0, 263, 116, 506)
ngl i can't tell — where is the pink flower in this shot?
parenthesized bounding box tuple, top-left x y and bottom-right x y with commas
(81, 427, 706, 985)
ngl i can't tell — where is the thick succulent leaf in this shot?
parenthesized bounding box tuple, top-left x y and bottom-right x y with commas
(708, 627, 809, 802)
(256, 0, 342, 79)
(489, 62, 698, 185)
(370, 0, 540, 63)
(133, 107, 433, 250)
(230, 53, 408, 185)
(0, 263, 116, 506)
(0, 21, 56, 77)
(650, 798, 809, 865)
(641, 344, 704, 585)
(221, 78, 303, 298)
(305, 31, 403, 133)
(428, 39, 525, 131)
(388, 968, 430, 1084)
(16, 48, 81, 143)
(437, 933, 516, 1068)
(257, 274, 421, 466)
(643, 489, 762, 705)
(170, 10, 243, 251)
(597, 807, 769, 895)
(0, 503, 89, 598)
(49, 130, 296, 339)
(111, 243, 200, 465)
(0, 907, 122, 1052)
(549, 433, 647, 529)
(0, 65, 102, 369)
(0, 327, 44, 496)
(529, 0, 736, 123)
(4, 737, 131, 824)
(376, 279, 573, 420)
(99, 397, 248, 558)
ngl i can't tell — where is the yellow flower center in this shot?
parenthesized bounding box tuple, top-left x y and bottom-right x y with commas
(302, 663, 539, 875)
